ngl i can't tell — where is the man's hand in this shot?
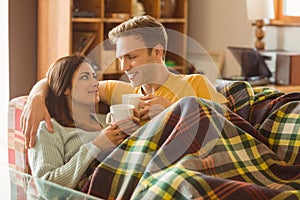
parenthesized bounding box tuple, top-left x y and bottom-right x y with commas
(20, 95, 53, 149)
(137, 94, 172, 121)
(116, 116, 140, 135)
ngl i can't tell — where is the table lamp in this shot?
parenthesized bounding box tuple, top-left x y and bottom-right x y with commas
(246, 0, 274, 50)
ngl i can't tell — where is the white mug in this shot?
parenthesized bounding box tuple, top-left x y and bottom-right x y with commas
(122, 94, 144, 109)
(106, 104, 134, 124)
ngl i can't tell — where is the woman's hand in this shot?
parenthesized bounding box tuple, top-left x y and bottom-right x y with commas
(116, 116, 140, 135)
(93, 123, 127, 151)
(93, 117, 140, 151)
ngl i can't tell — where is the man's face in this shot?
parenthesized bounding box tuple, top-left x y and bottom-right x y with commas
(116, 35, 157, 87)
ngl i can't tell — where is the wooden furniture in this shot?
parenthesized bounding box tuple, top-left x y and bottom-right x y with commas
(267, 85, 300, 93)
(37, 0, 188, 80)
(257, 84, 300, 93)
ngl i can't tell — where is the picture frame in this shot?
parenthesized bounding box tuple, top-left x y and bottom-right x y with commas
(72, 31, 97, 55)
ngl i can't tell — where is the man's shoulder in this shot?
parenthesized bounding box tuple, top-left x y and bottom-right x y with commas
(172, 73, 205, 82)
(102, 80, 131, 86)
(185, 73, 205, 78)
(104, 80, 134, 90)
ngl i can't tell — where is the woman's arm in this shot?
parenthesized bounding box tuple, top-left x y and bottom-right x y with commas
(28, 122, 103, 189)
(29, 121, 130, 189)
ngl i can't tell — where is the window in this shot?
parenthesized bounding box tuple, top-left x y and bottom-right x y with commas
(273, 0, 300, 25)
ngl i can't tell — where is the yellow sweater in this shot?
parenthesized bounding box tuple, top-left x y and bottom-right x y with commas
(105, 73, 227, 105)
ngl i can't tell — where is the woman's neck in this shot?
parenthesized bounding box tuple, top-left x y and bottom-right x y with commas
(71, 103, 102, 131)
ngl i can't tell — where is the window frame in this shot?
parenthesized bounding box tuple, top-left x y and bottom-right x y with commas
(271, 0, 300, 26)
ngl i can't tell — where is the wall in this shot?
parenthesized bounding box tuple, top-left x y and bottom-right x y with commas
(9, 0, 37, 99)
(8, 0, 300, 98)
(188, 0, 300, 78)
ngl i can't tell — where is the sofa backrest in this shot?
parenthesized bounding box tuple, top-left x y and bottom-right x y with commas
(5, 81, 235, 175)
(8, 96, 30, 174)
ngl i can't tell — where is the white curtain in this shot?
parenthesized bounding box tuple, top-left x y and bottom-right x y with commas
(0, 0, 11, 198)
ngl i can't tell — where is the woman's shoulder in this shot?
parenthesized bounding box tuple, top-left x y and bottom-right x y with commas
(37, 119, 74, 137)
(36, 119, 80, 145)
(38, 118, 64, 130)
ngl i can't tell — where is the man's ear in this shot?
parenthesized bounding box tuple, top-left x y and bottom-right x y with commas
(152, 44, 164, 58)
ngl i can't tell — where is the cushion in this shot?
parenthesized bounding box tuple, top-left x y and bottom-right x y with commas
(8, 96, 30, 174)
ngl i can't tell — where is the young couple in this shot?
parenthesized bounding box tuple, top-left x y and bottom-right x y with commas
(24, 15, 227, 190)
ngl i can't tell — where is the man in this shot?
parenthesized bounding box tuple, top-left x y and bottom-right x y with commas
(21, 15, 227, 148)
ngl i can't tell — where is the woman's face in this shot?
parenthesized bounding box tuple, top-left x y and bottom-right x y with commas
(67, 62, 99, 107)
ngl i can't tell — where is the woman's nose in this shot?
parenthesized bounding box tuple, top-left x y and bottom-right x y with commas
(91, 80, 99, 87)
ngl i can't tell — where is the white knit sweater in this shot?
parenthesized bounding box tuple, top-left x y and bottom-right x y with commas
(28, 116, 108, 189)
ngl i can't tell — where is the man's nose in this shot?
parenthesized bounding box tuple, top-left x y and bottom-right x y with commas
(120, 59, 131, 72)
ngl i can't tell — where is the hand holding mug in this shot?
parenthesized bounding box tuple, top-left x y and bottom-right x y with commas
(106, 104, 135, 124)
(137, 94, 172, 121)
(122, 94, 144, 109)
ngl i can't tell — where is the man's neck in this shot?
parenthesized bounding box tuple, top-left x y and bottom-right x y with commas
(142, 70, 170, 95)
(142, 83, 156, 95)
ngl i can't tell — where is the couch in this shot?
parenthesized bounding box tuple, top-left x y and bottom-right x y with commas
(8, 81, 300, 199)
(8, 96, 100, 199)
(8, 96, 29, 174)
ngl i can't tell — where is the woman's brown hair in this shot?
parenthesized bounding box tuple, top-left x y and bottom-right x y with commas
(46, 55, 90, 127)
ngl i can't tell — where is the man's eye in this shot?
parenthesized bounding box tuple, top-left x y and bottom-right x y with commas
(128, 56, 137, 60)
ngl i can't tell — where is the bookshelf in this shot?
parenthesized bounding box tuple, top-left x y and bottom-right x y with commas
(37, 0, 188, 80)
(72, 31, 97, 55)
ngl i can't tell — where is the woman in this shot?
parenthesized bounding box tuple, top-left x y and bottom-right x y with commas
(28, 55, 138, 189)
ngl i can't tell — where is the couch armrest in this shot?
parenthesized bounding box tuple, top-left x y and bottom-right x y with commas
(8, 96, 30, 174)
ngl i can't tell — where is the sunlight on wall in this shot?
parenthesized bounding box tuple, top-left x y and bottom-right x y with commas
(0, 0, 11, 199)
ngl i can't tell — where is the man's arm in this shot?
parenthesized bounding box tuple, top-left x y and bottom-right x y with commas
(98, 80, 135, 105)
(98, 81, 109, 104)
(22, 79, 109, 148)
(20, 78, 52, 149)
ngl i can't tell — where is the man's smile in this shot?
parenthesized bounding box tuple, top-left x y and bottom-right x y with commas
(126, 71, 139, 81)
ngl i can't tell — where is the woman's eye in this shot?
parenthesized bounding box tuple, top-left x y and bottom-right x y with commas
(80, 75, 89, 80)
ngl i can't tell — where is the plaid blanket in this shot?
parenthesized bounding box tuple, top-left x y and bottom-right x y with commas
(82, 81, 300, 200)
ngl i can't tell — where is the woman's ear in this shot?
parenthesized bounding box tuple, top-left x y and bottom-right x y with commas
(64, 88, 71, 96)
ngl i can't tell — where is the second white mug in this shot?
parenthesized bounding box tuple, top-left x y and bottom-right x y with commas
(105, 104, 134, 124)
(121, 94, 144, 108)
